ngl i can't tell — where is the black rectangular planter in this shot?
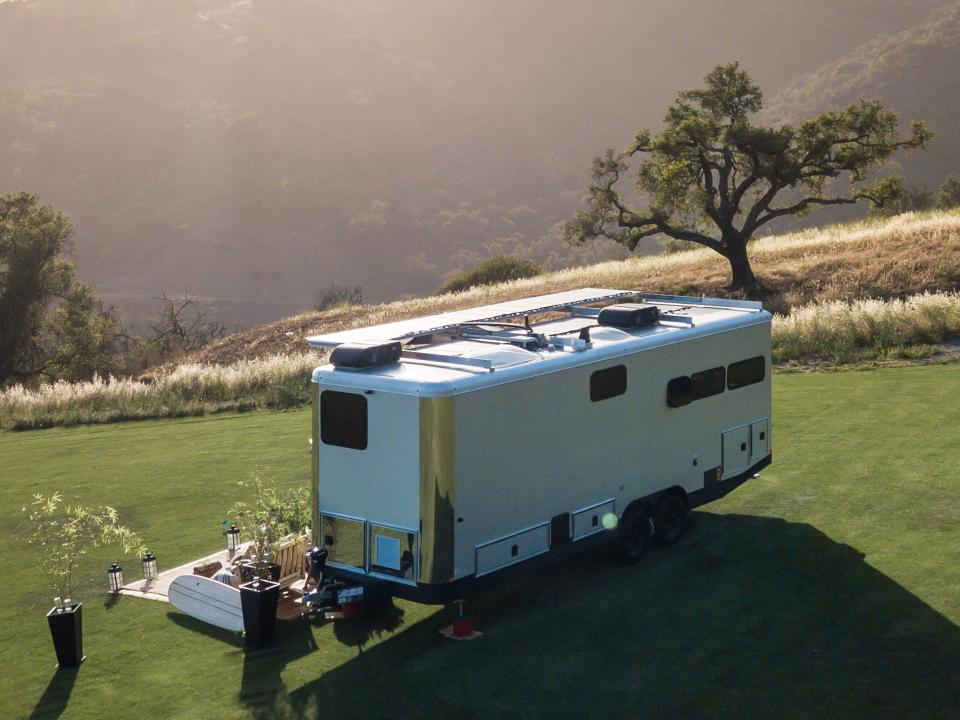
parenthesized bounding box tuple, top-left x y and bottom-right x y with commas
(47, 603, 84, 668)
(239, 579, 280, 647)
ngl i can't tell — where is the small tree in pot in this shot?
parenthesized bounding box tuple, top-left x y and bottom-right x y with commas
(227, 473, 310, 646)
(23, 492, 145, 667)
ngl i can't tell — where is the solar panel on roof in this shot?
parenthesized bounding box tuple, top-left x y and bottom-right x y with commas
(306, 288, 637, 349)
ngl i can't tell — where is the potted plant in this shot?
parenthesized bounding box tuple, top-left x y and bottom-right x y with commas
(227, 473, 309, 647)
(228, 476, 311, 582)
(23, 492, 145, 668)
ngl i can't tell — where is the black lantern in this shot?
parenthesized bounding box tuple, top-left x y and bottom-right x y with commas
(226, 524, 240, 552)
(108, 562, 124, 592)
(142, 551, 158, 581)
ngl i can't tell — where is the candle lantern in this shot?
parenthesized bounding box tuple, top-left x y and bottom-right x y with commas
(108, 562, 124, 592)
(226, 524, 240, 552)
(142, 551, 158, 581)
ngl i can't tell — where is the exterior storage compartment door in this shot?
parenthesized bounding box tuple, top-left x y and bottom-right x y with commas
(722, 424, 751, 479)
(475, 523, 549, 577)
(750, 418, 770, 465)
(572, 499, 615, 541)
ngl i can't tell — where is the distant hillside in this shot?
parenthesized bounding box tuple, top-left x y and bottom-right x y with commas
(191, 211, 960, 365)
(0, 0, 947, 329)
(765, 4, 960, 193)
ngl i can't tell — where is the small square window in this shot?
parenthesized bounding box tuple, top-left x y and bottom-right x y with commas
(320, 390, 368, 450)
(590, 365, 627, 402)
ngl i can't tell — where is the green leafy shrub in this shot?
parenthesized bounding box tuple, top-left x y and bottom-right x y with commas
(661, 239, 702, 255)
(226, 472, 311, 568)
(936, 176, 960, 210)
(439, 256, 543, 294)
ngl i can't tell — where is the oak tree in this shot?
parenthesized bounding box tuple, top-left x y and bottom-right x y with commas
(564, 63, 932, 290)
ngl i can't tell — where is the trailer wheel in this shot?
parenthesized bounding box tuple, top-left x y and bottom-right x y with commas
(616, 507, 652, 564)
(653, 493, 687, 547)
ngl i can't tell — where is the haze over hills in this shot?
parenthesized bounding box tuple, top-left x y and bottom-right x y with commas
(765, 3, 960, 193)
(0, 0, 950, 328)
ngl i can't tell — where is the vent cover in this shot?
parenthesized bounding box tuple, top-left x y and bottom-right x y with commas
(330, 341, 402, 369)
(597, 303, 660, 329)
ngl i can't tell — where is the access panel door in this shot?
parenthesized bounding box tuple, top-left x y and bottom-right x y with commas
(722, 424, 751, 479)
(750, 418, 770, 465)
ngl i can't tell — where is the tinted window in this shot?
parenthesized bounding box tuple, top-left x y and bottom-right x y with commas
(667, 376, 693, 407)
(692, 367, 725, 400)
(728, 356, 766, 390)
(320, 390, 368, 450)
(590, 365, 627, 402)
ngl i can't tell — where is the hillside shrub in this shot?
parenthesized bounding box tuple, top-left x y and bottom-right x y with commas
(936, 176, 960, 210)
(314, 284, 364, 311)
(661, 239, 702, 255)
(440, 256, 543, 294)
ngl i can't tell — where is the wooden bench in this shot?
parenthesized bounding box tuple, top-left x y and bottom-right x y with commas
(273, 534, 307, 591)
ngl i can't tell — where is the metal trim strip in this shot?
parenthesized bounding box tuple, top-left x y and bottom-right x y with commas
(418, 397, 456, 584)
(311, 382, 320, 551)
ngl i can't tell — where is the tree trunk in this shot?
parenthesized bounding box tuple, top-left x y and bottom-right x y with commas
(724, 238, 758, 291)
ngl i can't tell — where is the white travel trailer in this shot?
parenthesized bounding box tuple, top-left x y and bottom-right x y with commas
(307, 288, 772, 602)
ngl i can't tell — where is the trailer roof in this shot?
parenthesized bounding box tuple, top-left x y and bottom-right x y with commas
(309, 289, 770, 396)
(306, 288, 637, 349)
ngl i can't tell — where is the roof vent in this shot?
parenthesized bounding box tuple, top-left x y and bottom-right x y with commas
(330, 341, 402, 369)
(597, 303, 659, 329)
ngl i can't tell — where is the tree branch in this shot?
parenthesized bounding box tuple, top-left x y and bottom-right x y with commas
(752, 196, 857, 230)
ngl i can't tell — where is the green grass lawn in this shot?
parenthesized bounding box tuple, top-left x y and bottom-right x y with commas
(2, 366, 960, 719)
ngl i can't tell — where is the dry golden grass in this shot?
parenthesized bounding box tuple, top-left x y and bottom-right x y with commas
(0, 353, 321, 430)
(192, 210, 960, 363)
(773, 291, 960, 363)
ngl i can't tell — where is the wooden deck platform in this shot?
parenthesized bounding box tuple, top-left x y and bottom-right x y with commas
(118, 546, 242, 603)
(118, 544, 308, 621)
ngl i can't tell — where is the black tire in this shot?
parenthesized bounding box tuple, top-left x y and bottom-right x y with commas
(653, 493, 687, 547)
(616, 507, 652, 564)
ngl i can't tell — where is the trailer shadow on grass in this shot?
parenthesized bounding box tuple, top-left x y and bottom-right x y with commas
(238, 601, 406, 719)
(271, 512, 960, 720)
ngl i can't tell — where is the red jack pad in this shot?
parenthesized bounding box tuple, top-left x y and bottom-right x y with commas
(439, 618, 483, 640)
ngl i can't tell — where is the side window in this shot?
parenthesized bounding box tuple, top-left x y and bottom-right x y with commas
(320, 390, 368, 450)
(590, 365, 627, 402)
(728, 356, 766, 390)
(667, 376, 693, 407)
(691, 367, 725, 400)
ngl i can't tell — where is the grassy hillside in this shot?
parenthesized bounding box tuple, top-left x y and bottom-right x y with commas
(194, 210, 960, 364)
(3, 366, 959, 718)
